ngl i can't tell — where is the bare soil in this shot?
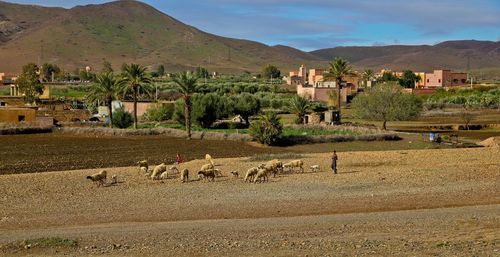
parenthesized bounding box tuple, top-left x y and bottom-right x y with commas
(0, 147, 499, 256)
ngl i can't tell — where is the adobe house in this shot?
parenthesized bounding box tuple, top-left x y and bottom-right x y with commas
(0, 107, 37, 125)
(423, 70, 467, 88)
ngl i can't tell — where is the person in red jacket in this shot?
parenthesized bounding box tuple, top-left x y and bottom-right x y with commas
(176, 153, 183, 164)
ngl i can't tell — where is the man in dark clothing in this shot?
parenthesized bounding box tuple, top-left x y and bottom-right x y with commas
(331, 150, 338, 174)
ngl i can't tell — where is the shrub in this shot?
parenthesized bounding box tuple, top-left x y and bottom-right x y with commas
(143, 103, 174, 122)
(112, 106, 133, 129)
(249, 112, 283, 145)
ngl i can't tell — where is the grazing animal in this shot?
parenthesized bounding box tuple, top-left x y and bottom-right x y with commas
(151, 163, 167, 180)
(137, 160, 148, 171)
(140, 166, 148, 175)
(180, 169, 189, 183)
(253, 169, 268, 183)
(310, 165, 320, 172)
(169, 165, 179, 173)
(198, 170, 216, 182)
(200, 163, 214, 172)
(110, 175, 118, 184)
(213, 168, 222, 177)
(244, 167, 259, 182)
(284, 160, 304, 173)
(230, 171, 239, 178)
(86, 170, 107, 187)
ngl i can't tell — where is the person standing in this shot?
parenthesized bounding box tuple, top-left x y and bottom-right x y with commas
(176, 153, 183, 165)
(331, 150, 338, 174)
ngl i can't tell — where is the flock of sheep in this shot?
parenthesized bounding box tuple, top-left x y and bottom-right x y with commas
(86, 154, 321, 187)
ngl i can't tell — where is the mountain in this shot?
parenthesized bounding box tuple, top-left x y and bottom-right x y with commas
(1, 0, 499, 77)
(0, 0, 322, 74)
(310, 40, 500, 73)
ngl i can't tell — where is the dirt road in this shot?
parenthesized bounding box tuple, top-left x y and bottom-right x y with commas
(0, 147, 499, 256)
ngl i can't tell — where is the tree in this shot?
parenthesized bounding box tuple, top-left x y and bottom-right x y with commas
(194, 66, 209, 79)
(102, 60, 113, 73)
(171, 71, 198, 139)
(40, 63, 61, 82)
(121, 64, 152, 129)
(379, 72, 397, 82)
(86, 72, 124, 128)
(361, 69, 374, 87)
(249, 112, 283, 146)
(16, 63, 43, 104)
(351, 82, 423, 130)
(157, 64, 165, 77)
(112, 104, 133, 129)
(289, 95, 311, 124)
(398, 70, 421, 88)
(144, 103, 174, 122)
(231, 93, 260, 126)
(324, 58, 352, 122)
(261, 65, 281, 80)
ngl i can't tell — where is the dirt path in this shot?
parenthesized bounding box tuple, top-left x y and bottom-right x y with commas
(0, 147, 499, 256)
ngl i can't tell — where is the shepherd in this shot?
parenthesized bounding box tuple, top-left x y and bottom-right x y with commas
(176, 153, 183, 165)
(331, 150, 338, 174)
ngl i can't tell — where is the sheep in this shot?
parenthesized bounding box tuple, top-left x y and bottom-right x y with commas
(137, 160, 148, 171)
(213, 168, 222, 177)
(310, 165, 320, 172)
(230, 171, 239, 178)
(160, 171, 170, 180)
(205, 154, 215, 166)
(200, 163, 214, 172)
(110, 175, 118, 185)
(140, 166, 149, 175)
(244, 167, 259, 182)
(284, 160, 304, 173)
(198, 169, 216, 182)
(169, 165, 180, 173)
(86, 170, 107, 187)
(253, 169, 268, 183)
(151, 163, 167, 180)
(180, 169, 189, 183)
(264, 159, 283, 176)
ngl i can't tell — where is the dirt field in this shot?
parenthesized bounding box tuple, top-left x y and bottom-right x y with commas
(0, 133, 449, 175)
(1, 147, 499, 256)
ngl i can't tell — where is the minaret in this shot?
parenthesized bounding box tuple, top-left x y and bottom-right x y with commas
(299, 64, 306, 85)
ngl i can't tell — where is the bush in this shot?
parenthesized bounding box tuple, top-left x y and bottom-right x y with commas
(249, 112, 283, 145)
(112, 106, 133, 129)
(143, 103, 174, 122)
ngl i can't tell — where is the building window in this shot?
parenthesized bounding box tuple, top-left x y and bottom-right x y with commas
(427, 79, 429, 83)
(18, 115, 26, 123)
(461, 79, 466, 83)
(0, 102, 5, 107)
(438, 79, 441, 83)
(453, 79, 458, 83)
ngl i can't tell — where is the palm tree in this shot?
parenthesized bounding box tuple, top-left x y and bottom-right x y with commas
(324, 58, 352, 121)
(171, 71, 198, 139)
(289, 95, 311, 124)
(361, 69, 374, 88)
(121, 64, 152, 129)
(86, 72, 123, 128)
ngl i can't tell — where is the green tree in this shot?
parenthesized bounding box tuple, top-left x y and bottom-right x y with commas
(144, 103, 174, 122)
(361, 69, 375, 87)
(249, 112, 283, 146)
(351, 82, 423, 130)
(102, 60, 113, 73)
(231, 93, 260, 126)
(41, 63, 61, 82)
(194, 66, 209, 79)
(324, 58, 352, 121)
(17, 63, 43, 104)
(121, 64, 152, 129)
(398, 70, 421, 88)
(379, 72, 397, 82)
(86, 72, 124, 128)
(191, 93, 229, 128)
(171, 71, 199, 139)
(261, 65, 281, 80)
(289, 95, 311, 124)
(112, 105, 133, 129)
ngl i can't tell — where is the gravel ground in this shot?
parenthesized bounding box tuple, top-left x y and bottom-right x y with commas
(0, 147, 499, 256)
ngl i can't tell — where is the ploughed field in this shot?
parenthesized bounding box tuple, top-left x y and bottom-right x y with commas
(0, 134, 290, 175)
(0, 148, 499, 256)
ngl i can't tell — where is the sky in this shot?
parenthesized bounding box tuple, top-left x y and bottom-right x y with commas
(7, 0, 500, 51)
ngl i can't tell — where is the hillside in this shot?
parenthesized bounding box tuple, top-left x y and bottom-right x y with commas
(0, 0, 322, 74)
(310, 40, 500, 73)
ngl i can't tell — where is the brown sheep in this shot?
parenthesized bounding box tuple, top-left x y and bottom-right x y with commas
(198, 170, 216, 182)
(86, 170, 107, 187)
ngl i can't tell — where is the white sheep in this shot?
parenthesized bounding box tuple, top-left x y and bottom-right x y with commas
(310, 165, 320, 172)
(180, 169, 189, 183)
(160, 171, 170, 180)
(244, 167, 259, 182)
(253, 169, 268, 183)
(284, 159, 304, 173)
(151, 163, 167, 180)
(140, 166, 148, 175)
(137, 160, 148, 171)
(86, 170, 107, 187)
(169, 165, 180, 173)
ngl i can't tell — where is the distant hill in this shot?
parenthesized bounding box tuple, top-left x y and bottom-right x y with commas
(310, 40, 500, 73)
(0, 0, 322, 74)
(1, 0, 499, 78)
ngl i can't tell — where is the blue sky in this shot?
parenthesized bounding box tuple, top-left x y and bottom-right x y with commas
(7, 0, 500, 51)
